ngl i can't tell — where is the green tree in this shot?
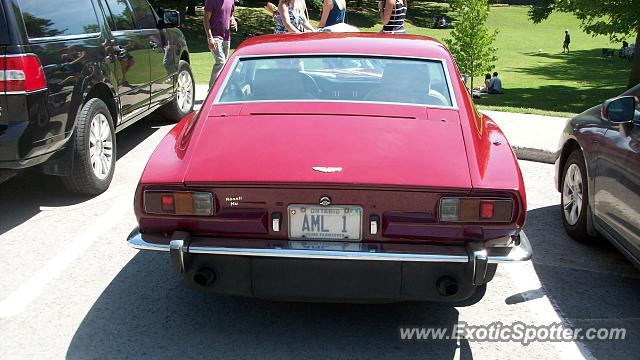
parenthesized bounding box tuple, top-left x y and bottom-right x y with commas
(529, 0, 640, 88)
(444, 0, 498, 90)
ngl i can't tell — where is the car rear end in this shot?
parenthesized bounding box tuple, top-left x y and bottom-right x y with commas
(0, 0, 57, 174)
(130, 182, 529, 303)
(128, 110, 531, 303)
(0, 0, 11, 169)
(127, 45, 531, 303)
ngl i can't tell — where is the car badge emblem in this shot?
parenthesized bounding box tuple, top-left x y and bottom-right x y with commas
(312, 167, 343, 173)
(319, 196, 331, 206)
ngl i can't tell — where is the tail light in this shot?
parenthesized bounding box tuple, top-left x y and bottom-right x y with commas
(144, 191, 214, 216)
(0, 54, 47, 93)
(439, 197, 514, 223)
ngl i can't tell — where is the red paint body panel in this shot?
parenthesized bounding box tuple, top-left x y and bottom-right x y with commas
(182, 107, 471, 188)
(138, 33, 527, 240)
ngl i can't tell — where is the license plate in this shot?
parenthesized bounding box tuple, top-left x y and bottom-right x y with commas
(288, 205, 363, 241)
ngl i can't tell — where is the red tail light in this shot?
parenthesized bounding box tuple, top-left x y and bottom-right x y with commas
(439, 197, 514, 223)
(144, 191, 214, 216)
(0, 54, 47, 93)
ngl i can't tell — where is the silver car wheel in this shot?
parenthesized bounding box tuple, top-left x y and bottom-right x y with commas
(89, 113, 113, 180)
(176, 70, 194, 113)
(562, 163, 584, 226)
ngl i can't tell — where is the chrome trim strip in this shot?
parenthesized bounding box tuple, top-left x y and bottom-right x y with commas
(4, 88, 48, 95)
(213, 53, 458, 110)
(127, 228, 532, 264)
(215, 99, 457, 110)
(127, 229, 170, 252)
(0, 53, 39, 58)
(486, 232, 532, 263)
(27, 33, 100, 43)
(187, 245, 469, 262)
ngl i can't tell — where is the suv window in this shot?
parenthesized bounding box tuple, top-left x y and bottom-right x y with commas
(128, 0, 156, 29)
(103, 0, 135, 31)
(17, 0, 100, 40)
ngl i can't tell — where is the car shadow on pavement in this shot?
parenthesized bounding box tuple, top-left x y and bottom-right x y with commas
(66, 250, 472, 359)
(0, 114, 172, 236)
(523, 205, 640, 359)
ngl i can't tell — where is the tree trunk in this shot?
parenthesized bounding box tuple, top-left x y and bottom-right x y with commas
(470, 58, 474, 91)
(628, 30, 640, 89)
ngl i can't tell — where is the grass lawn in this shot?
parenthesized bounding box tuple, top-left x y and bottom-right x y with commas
(183, 1, 633, 116)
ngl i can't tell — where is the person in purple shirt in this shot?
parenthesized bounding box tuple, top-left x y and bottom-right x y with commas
(204, 0, 237, 88)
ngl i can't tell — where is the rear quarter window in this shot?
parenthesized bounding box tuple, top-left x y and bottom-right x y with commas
(103, 0, 136, 31)
(128, 0, 157, 29)
(17, 0, 100, 40)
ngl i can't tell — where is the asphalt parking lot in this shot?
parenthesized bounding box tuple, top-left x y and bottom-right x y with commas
(0, 113, 639, 360)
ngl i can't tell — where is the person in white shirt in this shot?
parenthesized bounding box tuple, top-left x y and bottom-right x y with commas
(489, 72, 503, 94)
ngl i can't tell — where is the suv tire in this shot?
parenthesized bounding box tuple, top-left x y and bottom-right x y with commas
(61, 98, 116, 195)
(161, 60, 195, 122)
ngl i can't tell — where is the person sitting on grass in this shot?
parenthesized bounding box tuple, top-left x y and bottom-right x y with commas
(438, 16, 448, 28)
(489, 72, 503, 94)
(476, 73, 492, 93)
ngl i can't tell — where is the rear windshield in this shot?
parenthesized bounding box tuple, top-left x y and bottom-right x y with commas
(17, 0, 100, 40)
(217, 56, 454, 107)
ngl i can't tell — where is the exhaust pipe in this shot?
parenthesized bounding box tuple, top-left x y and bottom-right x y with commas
(436, 276, 459, 297)
(193, 268, 216, 287)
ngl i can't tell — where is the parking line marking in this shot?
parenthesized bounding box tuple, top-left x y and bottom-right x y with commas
(0, 196, 131, 319)
(506, 261, 595, 360)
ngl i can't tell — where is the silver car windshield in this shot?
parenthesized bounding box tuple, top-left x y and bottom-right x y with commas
(217, 56, 453, 107)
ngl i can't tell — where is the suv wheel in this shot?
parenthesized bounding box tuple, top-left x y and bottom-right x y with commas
(561, 149, 595, 241)
(61, 98, 115, 195)
(162, 60, 195, 122)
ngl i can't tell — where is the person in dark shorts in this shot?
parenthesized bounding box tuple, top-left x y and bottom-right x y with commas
(563, 30, 571, 53)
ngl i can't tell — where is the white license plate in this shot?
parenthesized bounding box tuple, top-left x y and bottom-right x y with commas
(288, 205, 363, 241)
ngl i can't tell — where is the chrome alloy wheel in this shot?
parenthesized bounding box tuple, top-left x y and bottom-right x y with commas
(562, 163, 584, 226)
(89, 113, 113, 180)
(176, 70, 194, 113)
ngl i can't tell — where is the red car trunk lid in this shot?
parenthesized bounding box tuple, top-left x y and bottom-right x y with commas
(183, 104, 471, 189)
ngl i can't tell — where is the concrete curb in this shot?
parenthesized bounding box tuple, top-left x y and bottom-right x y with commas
(512, 146, 556, 164)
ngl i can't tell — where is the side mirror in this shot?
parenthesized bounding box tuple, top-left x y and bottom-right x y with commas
(602, 96, 637, 123)
(160, 10, 181, 28)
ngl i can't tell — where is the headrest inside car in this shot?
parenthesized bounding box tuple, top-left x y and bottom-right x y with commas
(382, 63, 431, 91)
(252, 68, 305, 100)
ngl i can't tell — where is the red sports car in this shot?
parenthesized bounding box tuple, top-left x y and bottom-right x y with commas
(128, 33, 531, 304)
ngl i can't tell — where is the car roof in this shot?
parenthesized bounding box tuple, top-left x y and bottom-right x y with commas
(233, 32, 452, 60)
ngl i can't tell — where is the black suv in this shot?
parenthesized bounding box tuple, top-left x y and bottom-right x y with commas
(0, 0, 194, 194)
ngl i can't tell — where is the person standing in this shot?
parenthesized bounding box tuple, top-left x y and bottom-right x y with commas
(274, 0, 314, 33)
(562, 30, 570, 53)
(318, 0, 346, 28)
(204, 0, 237, 88)
(379, 0, 407, 34)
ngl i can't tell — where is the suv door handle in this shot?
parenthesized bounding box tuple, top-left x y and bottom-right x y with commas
(149, 40, 159, 49)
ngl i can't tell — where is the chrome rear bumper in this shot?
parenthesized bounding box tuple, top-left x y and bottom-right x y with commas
(127, 228, 532, 286)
